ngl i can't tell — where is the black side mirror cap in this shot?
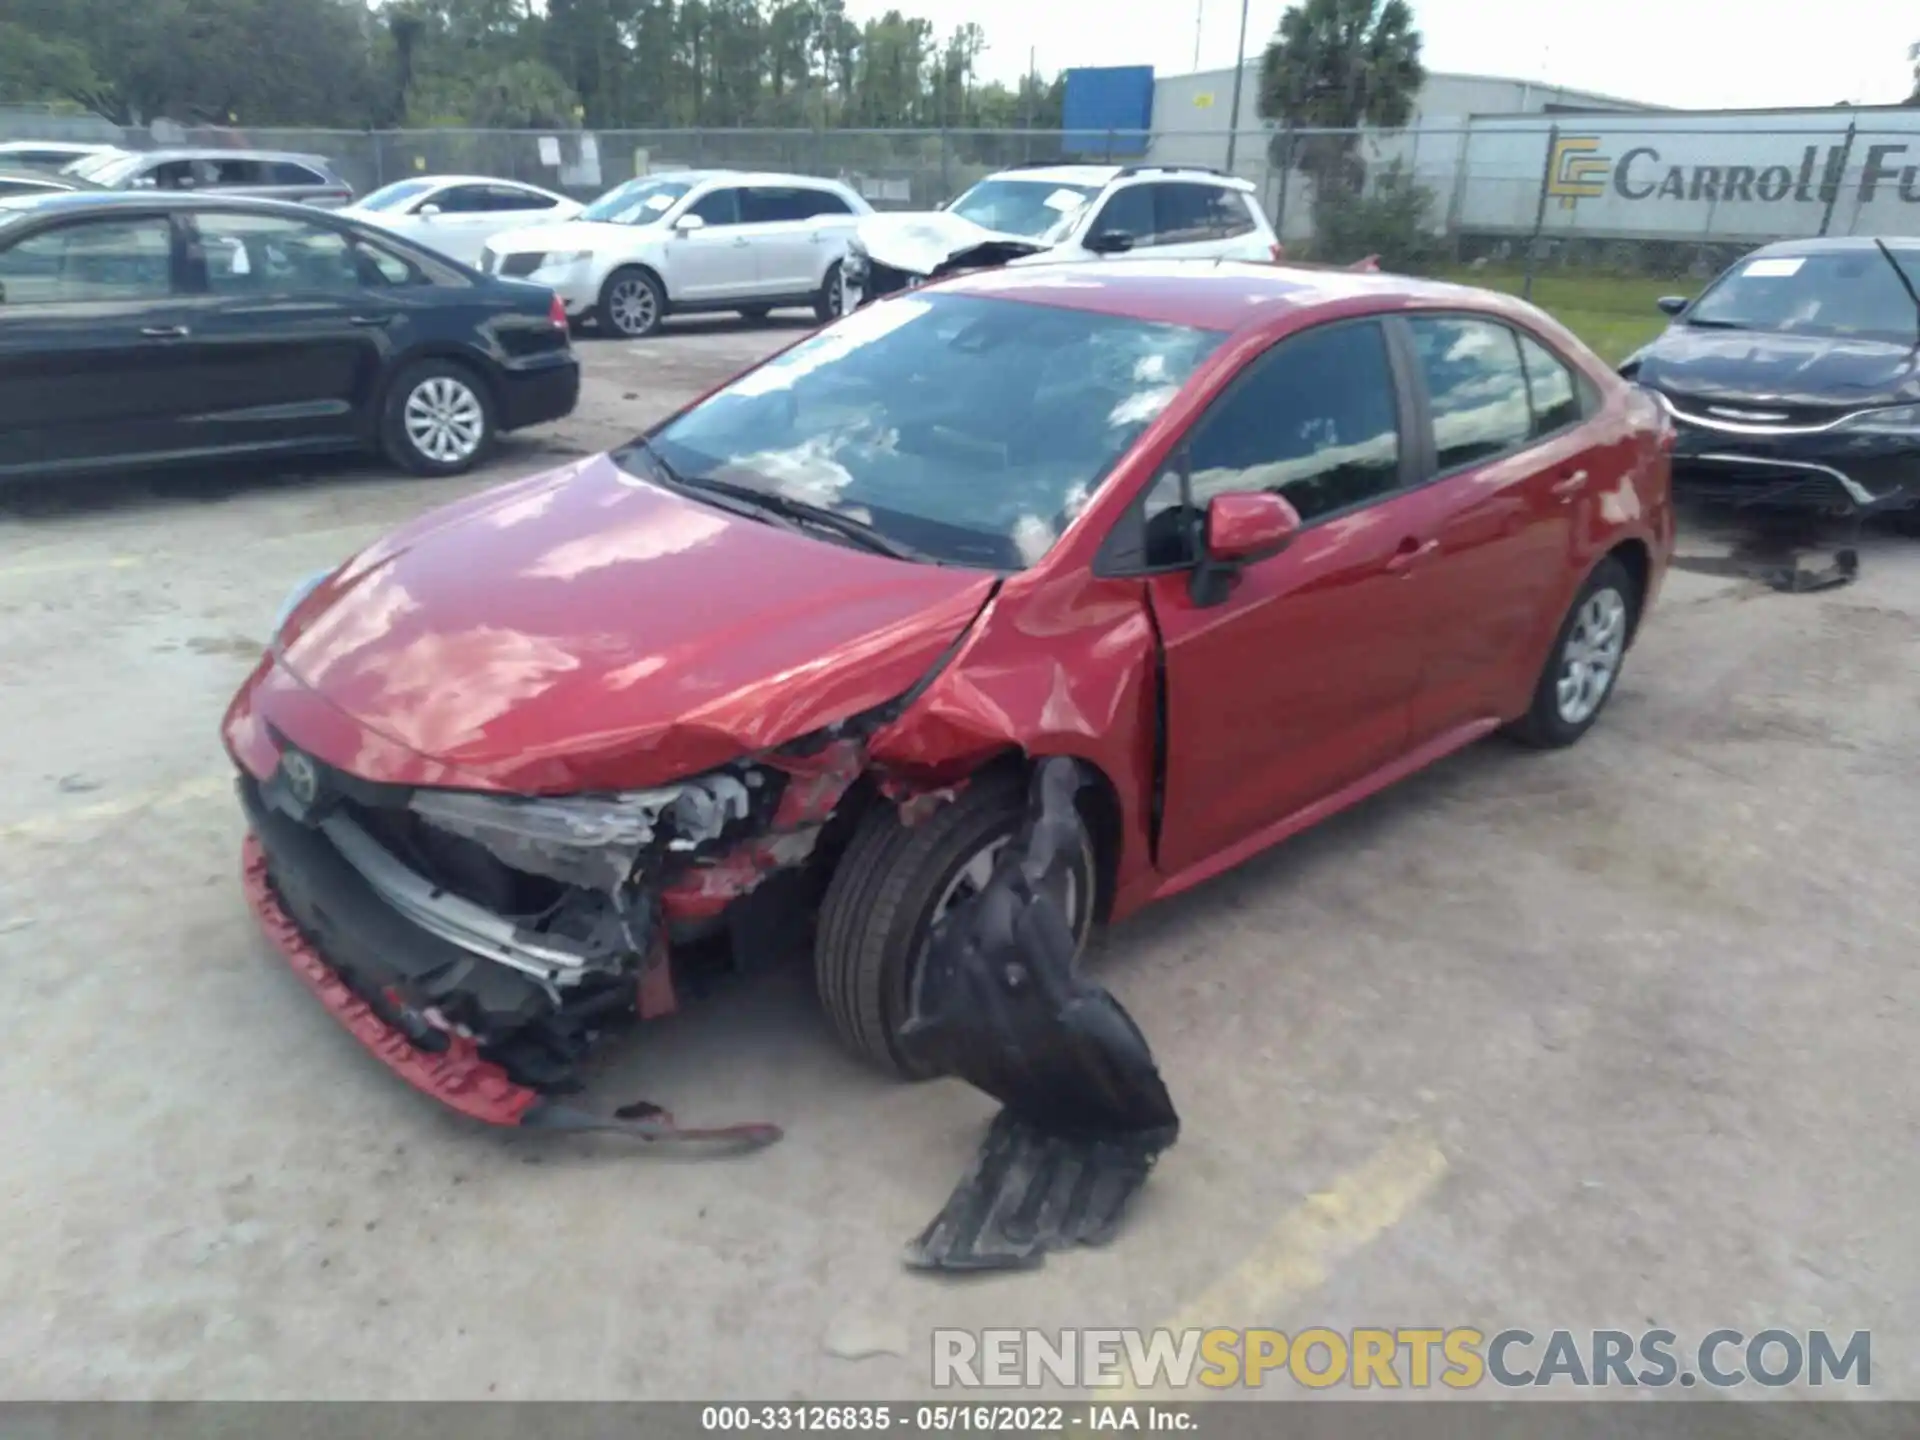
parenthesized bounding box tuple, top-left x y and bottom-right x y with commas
(1086, 230, 1134, 255)
(1656, 295, 1688, 316)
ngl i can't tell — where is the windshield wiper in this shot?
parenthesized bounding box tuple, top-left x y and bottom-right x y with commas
(1681, 316, 1746, 330)
(626, 437, 930, 563)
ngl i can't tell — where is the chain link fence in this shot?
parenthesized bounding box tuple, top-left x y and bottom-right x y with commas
(15, 114, 1919, 352)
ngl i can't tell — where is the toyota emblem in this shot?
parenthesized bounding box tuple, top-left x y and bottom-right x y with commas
(281, 750, 319, 807)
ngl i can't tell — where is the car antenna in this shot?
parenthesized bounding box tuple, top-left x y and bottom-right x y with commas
(1874, 239, 1920, 347)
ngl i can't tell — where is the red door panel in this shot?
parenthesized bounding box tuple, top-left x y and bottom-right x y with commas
(1149, 485, 1447, 877)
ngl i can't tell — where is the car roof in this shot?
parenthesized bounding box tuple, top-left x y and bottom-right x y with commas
(122, 148, 336, 166)
(988, 164, 1124, 186)
(0, 140, 117, 154)
(932, 259, 1529, 335)
(0, 191, 352, 225)
(1752, 235, 1920, 257)
(620, 169, 854, 189)
(388, 174, 552, 189)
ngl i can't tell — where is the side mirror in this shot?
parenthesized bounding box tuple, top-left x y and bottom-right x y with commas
(416, 202, 441, 219)
(1086, 229, 1134, 255)
(1190, 490, 1301, 605)
(673, 212, 707, 234)
(1656, 295, 1688, 316)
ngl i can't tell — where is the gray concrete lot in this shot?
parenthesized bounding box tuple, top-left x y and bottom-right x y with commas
(1, 317, 1916, 1401)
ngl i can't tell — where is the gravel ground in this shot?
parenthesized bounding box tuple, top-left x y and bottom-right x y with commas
(1, 316, 1915, 1401)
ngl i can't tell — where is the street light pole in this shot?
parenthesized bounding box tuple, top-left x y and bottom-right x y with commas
(1223, 0, 1251, 173)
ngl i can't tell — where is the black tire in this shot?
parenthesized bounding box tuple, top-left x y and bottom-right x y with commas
(379, 357, 495, 477)
(813, 261, 845, 324)
(814, 769, 1097, 1080)
(1506, 556, 1638, 749)
(736, 306, 773, 323)
(596, 266, 665, 338)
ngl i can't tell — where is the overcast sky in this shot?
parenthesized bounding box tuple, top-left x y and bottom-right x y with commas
(842, 0, 1915, 112)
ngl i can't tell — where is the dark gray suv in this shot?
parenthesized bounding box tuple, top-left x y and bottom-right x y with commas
(78, 149, 354, 207)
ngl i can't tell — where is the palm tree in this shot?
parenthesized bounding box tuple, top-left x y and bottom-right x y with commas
(1257, 0, 1425, 199)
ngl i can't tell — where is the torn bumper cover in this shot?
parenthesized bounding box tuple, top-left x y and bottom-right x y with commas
(902, 759, 1179, 1272)
(234, 729, 867, 1144)
(844, 211, 1050, 306)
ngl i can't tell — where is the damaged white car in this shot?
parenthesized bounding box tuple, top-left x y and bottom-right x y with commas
(842, 163, 1282, 306)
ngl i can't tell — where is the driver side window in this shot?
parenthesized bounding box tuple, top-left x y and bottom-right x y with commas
(1137, 320, 1404, 566)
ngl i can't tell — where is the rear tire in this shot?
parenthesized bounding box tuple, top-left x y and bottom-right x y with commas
(1506, 556, 1637, 749)
(813, 770, 1096, 1080)
(814, 261, 845, 323)
(380, 358, 495, 477)
(597, 266, 665, 338)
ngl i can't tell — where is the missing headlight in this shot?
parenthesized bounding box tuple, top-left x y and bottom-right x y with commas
(408, 768, 775, 893)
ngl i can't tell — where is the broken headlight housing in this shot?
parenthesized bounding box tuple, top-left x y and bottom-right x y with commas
(408, 767, 774, 893)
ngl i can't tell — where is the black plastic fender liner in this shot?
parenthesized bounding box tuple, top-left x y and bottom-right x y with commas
(902, 758, 1179, 1272)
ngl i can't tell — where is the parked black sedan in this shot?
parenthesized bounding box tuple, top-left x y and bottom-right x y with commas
(0, 192, 579, 480)
(1620, 237, 1920, 517)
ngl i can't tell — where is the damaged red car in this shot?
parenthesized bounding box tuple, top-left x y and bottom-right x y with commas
(225, 260, 1674, 1129)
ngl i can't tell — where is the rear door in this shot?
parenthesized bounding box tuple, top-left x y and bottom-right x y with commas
(1393, 314, 1592, 740)
(742, 185, 852, 296)
(170, 208, 401, 451)
(0, 209, 198, 474)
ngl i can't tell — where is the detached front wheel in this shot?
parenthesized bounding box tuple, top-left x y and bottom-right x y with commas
(814, 771, 1096, 1079)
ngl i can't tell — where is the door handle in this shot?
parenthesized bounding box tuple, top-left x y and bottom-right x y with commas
(1551, 469, 1589, 499)
(347, 314, 393, 326)
(1383, 536, 1438, 574)
(139, 324, 189, 339)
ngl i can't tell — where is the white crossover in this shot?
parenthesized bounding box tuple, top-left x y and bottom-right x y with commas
(344, 175, 583, 267)
(844, 163, 1283, 306)
(479, 169, 873, 337)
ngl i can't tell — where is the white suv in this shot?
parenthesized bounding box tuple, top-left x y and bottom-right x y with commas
(481, 169, 872, 338)
(845, 163, 1281, 305)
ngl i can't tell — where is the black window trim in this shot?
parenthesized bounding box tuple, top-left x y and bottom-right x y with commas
(1094, 312, 1422, 579)
(0, 208, 190, 303)
(1391, 309, 1597, 484)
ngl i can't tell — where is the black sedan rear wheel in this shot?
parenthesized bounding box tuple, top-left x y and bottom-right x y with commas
(381, 358, 495, 476)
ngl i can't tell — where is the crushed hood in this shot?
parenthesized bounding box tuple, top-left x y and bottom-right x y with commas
(855, 210, 1051, 278)
(268, 455, 996, 792)
(1634, 326, 1920, 410)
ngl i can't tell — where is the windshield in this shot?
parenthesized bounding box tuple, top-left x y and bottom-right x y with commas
(83, 153, 149, 186)
(637, 293, 1223, 570)
(1686, 250, 1920, 343)
(63, 151, 123, 179)
(356, 179, 437, 212)
(946, 178, 1099, 239)
(580, 177, 693, 225)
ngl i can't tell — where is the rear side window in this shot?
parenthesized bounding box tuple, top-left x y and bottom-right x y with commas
(208, 159, 271, 187)
(1517, 333, 1583, 436)
(486, 185, 556, 211)
(1155, 184, 1255, 243)
(1137, 320, 1403, 565)
(269, 161, 327, 186)
(434, 185, 498, 214)
(1406, 317, 1533, 470)
(0, 216, 174, 303)
(802, 188, 852, 216)
(194, 211, 381, 293)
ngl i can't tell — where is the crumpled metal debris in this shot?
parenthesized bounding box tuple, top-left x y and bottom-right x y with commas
(902, 758, 1178, 1272)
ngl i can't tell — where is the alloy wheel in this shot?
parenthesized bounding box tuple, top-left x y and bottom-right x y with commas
(1555, 586, 1627, 725)
(402, 376, 485, 466)
(608, 277, 658, 335)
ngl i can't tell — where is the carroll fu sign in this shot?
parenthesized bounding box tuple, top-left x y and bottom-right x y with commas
(1448, 112, 1920, 240)
(1547, 134, 1920, 209)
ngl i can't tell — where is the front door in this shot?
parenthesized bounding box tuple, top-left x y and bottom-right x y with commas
(1395, 315, 1589, 740)
(666, 186, 758, 303)
(1140, 318, 1439, 876)
(0, 209, 195, 475)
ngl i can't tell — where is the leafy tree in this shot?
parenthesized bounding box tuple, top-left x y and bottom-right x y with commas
(1257, 0, 1424, 199)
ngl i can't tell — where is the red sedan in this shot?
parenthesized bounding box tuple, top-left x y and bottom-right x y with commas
(224, 261, 1674, 1125)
